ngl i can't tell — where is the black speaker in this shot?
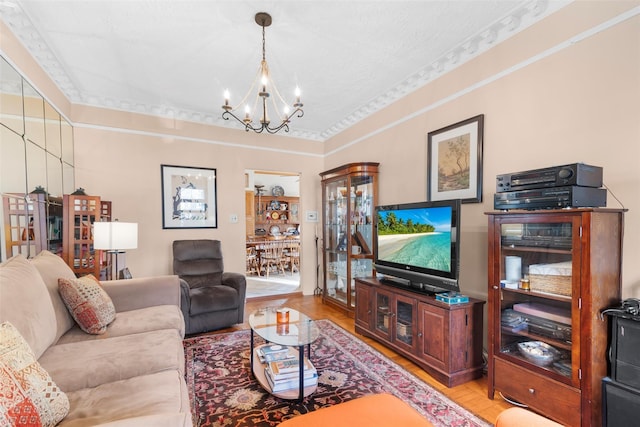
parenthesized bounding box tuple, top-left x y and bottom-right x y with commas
(610, 314, 640, 389)
(602, 377, 640, 426)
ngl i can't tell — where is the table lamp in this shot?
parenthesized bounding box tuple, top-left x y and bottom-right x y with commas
(94, 221, 138, 279)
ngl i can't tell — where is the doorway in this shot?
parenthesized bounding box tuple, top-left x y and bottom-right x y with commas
(245, 170, 301, 298)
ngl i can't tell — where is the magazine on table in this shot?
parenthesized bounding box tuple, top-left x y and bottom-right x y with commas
(268, 356, 314, 376)
(257, 345, 298, 363)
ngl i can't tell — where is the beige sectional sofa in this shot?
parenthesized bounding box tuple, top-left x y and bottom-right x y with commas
(0, 251, 192, 426)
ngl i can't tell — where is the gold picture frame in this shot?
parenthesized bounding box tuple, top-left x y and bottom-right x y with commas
(427, 114, 484, 203)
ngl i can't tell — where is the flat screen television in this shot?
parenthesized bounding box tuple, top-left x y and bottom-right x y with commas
(374, 199, 461, 295)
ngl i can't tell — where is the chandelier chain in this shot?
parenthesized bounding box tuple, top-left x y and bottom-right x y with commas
(262, 23, 266, 62)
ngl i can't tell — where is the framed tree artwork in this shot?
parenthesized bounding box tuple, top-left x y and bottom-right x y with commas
(161, 164, 217, 229)
(427, 114, 484, 203)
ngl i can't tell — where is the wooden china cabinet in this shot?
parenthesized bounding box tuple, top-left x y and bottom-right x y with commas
(320, 162, 379, 315)
(486, 209, 624, 426)
(254, 195, 300, 237)
(62, 194, 112, 278)
(2, 191, 63, 258)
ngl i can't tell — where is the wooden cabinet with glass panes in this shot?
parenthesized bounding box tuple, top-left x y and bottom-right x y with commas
(98, 200, 113, 279)
(62, 194, 112, 278)
(2, 190, 62, 259)
(320, 163, 379, 315)
(486, 209, 624, 427)
(355, 277, 485, 387)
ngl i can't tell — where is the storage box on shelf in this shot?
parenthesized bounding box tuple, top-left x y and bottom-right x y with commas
(528, 261, 572, 296)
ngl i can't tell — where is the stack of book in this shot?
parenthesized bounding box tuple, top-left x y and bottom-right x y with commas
(257, 344, 318, 392)
(257, 344, 297, 363)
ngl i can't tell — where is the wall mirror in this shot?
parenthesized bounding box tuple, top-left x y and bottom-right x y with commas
(0, 58, 24, 136)
(23, 80, 45, 149)
(0, 55, 74, 260)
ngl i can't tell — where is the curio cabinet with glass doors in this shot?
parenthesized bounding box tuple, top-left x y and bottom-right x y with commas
(320, 163, 379, 315)
(486, 208, 624, 427)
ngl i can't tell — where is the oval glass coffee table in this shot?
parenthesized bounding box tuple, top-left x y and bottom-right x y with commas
(249, 307, 320, 401)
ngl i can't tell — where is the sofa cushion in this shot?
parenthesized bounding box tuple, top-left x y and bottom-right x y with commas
(56, 305, 185, 345)
(189, 285, 239, 316)
(0, 255, 57, 358)
(58, 275, 116, 334)
(0, 322, 69, 426)
(60, 370, 191, 427)
(30, 250, 77, 342)
(39, 328, 184, 392)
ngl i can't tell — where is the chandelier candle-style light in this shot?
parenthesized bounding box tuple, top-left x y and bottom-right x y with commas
(222, 12, 304, 134)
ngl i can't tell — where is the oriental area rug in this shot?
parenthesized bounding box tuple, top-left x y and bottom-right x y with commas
(183, 319, 490, 427)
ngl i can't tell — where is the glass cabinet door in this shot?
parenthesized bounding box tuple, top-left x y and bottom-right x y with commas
(496, 217, 578, 385)
(324, 177, 349, 305)
(349, 174, 374, 288)
(395, 296, 414, 347)
(374, 290, 391, 338)
(321, 163, 379, 313)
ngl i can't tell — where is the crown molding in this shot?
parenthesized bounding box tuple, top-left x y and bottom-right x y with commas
(0, 0, 569, 142)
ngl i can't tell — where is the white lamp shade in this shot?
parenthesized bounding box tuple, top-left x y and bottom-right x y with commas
(94, 222, 138, 250)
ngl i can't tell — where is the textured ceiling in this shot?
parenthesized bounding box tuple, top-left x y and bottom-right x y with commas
(0, 1, 569, 141)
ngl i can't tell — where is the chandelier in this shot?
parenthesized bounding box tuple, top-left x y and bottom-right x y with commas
(222, 12, 304, 134)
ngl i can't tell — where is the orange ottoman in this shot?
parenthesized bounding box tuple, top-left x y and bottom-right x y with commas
(278, 393, 433, 427)
(495, 407, 563, 427)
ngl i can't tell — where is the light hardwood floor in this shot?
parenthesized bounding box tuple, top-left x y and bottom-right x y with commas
(208, 292, 513, 424)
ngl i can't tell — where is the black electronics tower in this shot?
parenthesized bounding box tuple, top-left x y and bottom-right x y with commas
(602, 377, 640, 425)
(602, 312, 640, 425)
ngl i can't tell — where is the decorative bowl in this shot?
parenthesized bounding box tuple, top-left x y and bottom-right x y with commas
(269, 225, 281, 236)
(517, 341, 559, 367)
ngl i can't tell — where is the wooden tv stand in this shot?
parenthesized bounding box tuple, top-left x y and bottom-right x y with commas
(354, 277, 485, 387)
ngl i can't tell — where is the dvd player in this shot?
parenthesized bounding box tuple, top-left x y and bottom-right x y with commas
(494, 186, 606, 210)
(496, 163, 602, 192)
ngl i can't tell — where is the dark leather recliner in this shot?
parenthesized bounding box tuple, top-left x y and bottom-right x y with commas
(173, 239, 246, 334)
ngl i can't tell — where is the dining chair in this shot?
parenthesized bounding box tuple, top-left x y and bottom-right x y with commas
(259, 241, 286, 278)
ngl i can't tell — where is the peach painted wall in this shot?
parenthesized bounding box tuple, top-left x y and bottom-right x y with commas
(71, 122, 324, 292)
(2, 1, 638, 301)
(323, 1, 640, 300)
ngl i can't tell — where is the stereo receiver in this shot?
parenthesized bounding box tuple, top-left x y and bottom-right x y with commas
(496, 163, 602, 192)
(494, 186, 606, 210)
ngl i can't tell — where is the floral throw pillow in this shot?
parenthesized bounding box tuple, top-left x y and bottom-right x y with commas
(58, 275, 116, 334)
(0, 321, 69, 426)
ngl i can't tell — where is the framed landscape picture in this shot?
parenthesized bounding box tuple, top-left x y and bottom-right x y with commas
(161, 164, 217, 229)
(427, 114, 484, 203)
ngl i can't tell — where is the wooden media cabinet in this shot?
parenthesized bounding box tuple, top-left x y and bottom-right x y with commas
(354, 277, 485, 387)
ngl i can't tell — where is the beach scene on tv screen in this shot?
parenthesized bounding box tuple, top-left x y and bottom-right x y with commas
(377, 207, 452, 272)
